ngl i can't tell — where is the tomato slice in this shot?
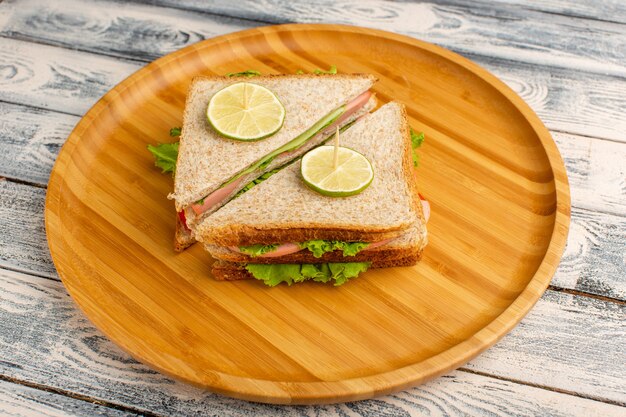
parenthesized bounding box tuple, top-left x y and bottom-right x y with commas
(178, 210, 190, 231)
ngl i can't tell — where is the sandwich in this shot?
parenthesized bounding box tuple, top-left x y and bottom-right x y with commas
(193, 102, 428, 286)
(169, 73, 378, 251)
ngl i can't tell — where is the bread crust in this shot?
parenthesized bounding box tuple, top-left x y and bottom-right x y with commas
(204, 242, 421, 264)
(173, 215, 196, 252)
(210, 251, 423, 281)
(201, 225, 407, 247)
(397, 104, 427, 225)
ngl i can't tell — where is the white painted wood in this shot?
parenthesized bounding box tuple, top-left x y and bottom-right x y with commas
(553, 133, 626, 217)
(0, 37, 139, 116)
(0, 103, 78, 186)
(471, 55, 626, 143)
(0, 268, 623, 415)
(466, 290, 626, 404)
(553, 207, 626, 300)
(0, 379, 137, 417)
(138, 0, 626, 77)
(471, 0, 626, 23)
(0, 0, 254, 62)
(0, 180, 56, 278)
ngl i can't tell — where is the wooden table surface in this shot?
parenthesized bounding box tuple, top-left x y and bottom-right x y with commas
(0, 0, 624, 415)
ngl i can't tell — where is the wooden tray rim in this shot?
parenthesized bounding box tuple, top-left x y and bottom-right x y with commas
(45, 23, 571, 404)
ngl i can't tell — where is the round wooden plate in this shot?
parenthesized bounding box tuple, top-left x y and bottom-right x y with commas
(45, 24, 570, 404)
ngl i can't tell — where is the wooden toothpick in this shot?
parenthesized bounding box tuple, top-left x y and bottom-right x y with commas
(333, 126, 340, 169)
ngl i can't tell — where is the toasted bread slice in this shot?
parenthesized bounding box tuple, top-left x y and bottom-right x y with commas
(170, 74, 377, 212)
(194, 102, 426, 247)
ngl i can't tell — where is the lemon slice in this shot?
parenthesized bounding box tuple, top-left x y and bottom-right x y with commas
(301, 146, 374, 197)
(207, 82, 285, 141)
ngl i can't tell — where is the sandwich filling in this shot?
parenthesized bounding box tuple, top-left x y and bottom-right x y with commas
(178, 90, 373, 228)
(225, 197, 430, 259)
(230, 237, 394, 258)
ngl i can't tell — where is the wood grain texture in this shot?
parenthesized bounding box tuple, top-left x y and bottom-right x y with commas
(0, 102, 78, 186)
(475, 0, 626, 23)
(138, 0, 626, 76)
(468, 55, 626, 143)
(1, 268, 623, 415)
(465, 290, 626, 404)
(554, 208, 626, 300)
(0, 0, 255, 62)
(553, 133, 626, 216)
(0, 37, 139, 116)
(2, 8, 625, 142)
(3, 161, 622, 299)
(43, 24, 570, 403)
(0, 379, 137, 417)
(0, 180, 56, 278)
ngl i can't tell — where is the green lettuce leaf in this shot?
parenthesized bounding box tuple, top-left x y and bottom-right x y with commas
(298, 240, 370, 258)
(296, 66, 338, 75)
(313, 65, 337, 75)
(233, 168, 281, 198)
(328, 263, 369, 286)
(169, 127, 181, 137)
(410, 129, 425, 167)
(226, 70, 261, 78)
(238, 244, 279, 257)
(245, 262, 371, 287)
(147, 142, 179, 175)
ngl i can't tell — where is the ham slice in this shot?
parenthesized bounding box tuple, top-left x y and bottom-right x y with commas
(362, 238, 394, 251)
(229, 243, 303, 258)
(190, 178, 244, 216)
(231, 235, 395, 258)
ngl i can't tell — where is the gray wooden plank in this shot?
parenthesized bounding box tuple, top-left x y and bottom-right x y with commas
(0, 180, 56, 279)
(1, 14, 625, 142)
(465, 54, 626, 143)
(553, 133, 626, 217)
(1, 154, 625, 300)
(0, 37, 140, 116)
(553, 207, 626, 301)
(465, 289, 626, 404)
(0, 267, 623, 415)
(0, 103, 78, 186)
(457, 0, 626, 24)
(0, 379, 138, 417)
(135, 0, 626, 77)
(0, 0, 255, 62)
